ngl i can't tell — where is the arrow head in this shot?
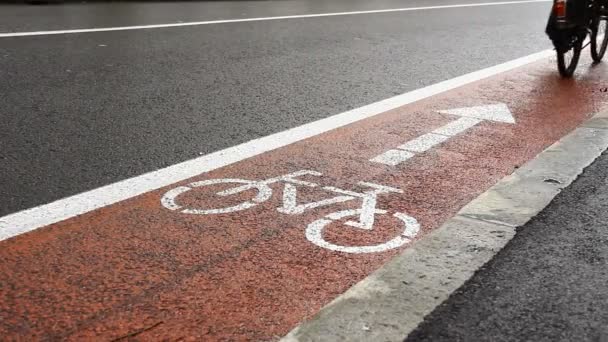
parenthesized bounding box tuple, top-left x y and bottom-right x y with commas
(438, 103, 515, 124)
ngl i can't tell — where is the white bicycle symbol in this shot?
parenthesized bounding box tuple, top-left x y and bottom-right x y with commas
(161, 170, 420, 254)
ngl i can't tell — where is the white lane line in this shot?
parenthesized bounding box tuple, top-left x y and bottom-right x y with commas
(0, 49, 553, 241)
(0, 0, 551, 38)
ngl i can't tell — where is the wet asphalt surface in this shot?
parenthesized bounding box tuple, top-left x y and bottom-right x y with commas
(0, 0, 547, 33)
(5, 1, 608, 341)
(407, 150, 608, 342)
(0, 0, 552, 216)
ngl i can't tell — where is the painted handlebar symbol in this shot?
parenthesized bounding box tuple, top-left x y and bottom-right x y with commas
(160, 170, 420, 254)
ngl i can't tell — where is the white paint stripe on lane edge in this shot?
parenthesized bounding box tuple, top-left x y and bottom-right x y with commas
(0, 0, 551, 38)
(0, 49, 554, 241)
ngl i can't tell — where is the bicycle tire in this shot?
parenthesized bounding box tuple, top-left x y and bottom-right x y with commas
(557, 37, 583, 77)
(591, 12, 608, 62)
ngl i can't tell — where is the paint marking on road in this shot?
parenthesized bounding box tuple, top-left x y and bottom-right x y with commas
(0, 50, 552, 242)
(2, 49, 607, 341)
(439, 103, 516, 123)
(282, 111, 608, 342)
(0, 0, 551, 38)
(433, 117, 481, 136)
(370, 149, 416, 166)
(399, 133, 451, 152)
(159, 170, 419, 254)
(371, 103, 516, 166)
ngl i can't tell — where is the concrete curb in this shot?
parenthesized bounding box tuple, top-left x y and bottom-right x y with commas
(281, 110, 608, 342)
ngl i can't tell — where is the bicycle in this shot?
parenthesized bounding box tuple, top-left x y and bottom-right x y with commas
(160, 170, 420, 254)
(546, 0, 608, 77)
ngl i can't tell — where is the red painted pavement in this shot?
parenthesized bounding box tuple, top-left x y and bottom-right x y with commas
(2, 58, 608, 341)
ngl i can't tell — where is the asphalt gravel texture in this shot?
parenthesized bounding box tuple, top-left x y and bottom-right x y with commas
(406, 150, 608, 342)
(1, 0, 552, 216)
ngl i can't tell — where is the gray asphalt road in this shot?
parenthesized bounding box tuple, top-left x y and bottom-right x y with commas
(0, 0, 546, 32)
(406, 151, 608, 342)
(0, 0, 552, 217)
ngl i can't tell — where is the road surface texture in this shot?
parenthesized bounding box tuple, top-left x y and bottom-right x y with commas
(407, 150, 608, 342)
(1, 0, 552, 216)
(3, 0, 608, 341)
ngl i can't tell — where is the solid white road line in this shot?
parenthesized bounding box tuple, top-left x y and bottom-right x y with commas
(0, 0, 551, 38)
(0, 49, 553, 241)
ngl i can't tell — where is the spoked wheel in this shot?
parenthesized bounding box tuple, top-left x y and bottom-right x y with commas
(557, 36, 583, 78)
(591, 11, 608, 62)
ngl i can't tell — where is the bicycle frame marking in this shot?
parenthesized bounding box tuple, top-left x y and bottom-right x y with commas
(161, 170, 420, 254)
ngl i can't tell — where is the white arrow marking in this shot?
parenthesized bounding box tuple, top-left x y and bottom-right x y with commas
(371, 103, 515, 166)
(437, 103, 515, 123)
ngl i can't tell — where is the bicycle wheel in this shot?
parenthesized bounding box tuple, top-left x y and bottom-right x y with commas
(305, 209, 420, 254)
(557, 36, 583, 77)
(161, 178, 272, 215)
(591, 10, 608, 62)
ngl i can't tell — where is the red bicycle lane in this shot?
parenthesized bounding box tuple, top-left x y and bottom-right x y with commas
(1, 58, 608, 341)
